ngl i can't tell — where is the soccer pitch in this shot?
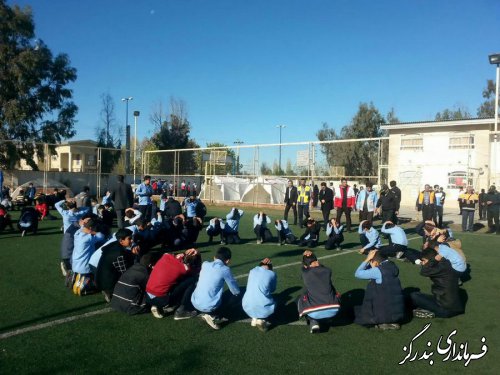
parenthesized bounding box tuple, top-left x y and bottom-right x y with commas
(0, 205, 499, 374)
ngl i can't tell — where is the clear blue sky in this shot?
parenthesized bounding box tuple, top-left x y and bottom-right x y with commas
(9, 0, 500, 148)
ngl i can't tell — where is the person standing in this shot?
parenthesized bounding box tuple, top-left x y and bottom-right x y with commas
(283, 180, 298, 225)
(25, 182, 37, 206)
(312, 184, 319, 208)
(416, 184, 436, 222)
(334, 178, 355, 232)
(478, 188, 487, 220)
(136, 175, 154, 222)
(485, 185, 500, 234)
(318, 182, 333, 228)
(109, 175, 134, 229)
(297, 179, 311, 227)
(433, 185, 446, 228)
(389, 181, 401, 223)
(458, 186, 478, 232)
(356, 182, 378, 223)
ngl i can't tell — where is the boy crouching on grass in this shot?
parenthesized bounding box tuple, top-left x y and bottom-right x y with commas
(354, 250, 404, 330)
(242, 258, 277, 332)
(191, 247, 240, 330)
(297, 250, 341, 334)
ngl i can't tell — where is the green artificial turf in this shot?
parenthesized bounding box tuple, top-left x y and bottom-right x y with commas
(0, 205, 499, 374)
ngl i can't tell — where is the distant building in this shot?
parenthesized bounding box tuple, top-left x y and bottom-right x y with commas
(19, 140, 98, 172)
(381, 117, 499, 206)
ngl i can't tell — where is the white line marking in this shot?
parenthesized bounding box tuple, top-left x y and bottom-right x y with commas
(0, 236, 421, 339)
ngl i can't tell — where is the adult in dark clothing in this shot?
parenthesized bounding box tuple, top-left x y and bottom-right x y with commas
(298, 218, 321, 248)
(164, 196, 182, 219)
(95, 228, 136, 302)
(376, 184, 398, 223)
(318, 182, 333, 228)
(297, 250, 340, 333)
(109, 175, 134, 229)
(354, 250, 404, 329)
(416, 184, 436, 222)
(389, 181, 401, 223)
(283, 180, 298, 225)
(312, 184, 319, 208)
(110, 251, 162, 315)
(478, 189, 487, 220)
(411, 248, 464, 318)
(334, 178, 355, 232)
(485, 185, 500, 234)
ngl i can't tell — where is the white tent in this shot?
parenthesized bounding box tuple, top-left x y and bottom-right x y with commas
(11, 179, 74, 200)
(240, 177, 288, 204)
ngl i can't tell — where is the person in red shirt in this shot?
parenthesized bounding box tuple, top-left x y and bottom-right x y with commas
(0, 204, 14, 231)
(146, 248, 201, 320)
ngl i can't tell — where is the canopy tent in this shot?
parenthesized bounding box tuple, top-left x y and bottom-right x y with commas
(11, 179, 74, 200)
(240, 177, 288, 205)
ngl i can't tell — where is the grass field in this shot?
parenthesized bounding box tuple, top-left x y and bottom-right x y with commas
(0, 205, 499, 374)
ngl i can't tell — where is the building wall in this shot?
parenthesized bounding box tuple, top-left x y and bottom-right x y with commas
(387, 125, 491, 206)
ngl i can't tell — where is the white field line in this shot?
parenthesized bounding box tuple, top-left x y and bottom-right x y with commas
(0, 236, 421, 340)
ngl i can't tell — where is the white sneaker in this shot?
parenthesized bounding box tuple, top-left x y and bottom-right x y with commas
(151, 305, 164, 319)
(310, 324, 320, 334)
(414, 259, 422, 265)
(396, 251, 404, 259)
(256, 239, 262, 244)
(200, 314, 220, 330)
(251, 318, 257, 327)
(21, 230, 26, 237)
(60, 261, 68, 277)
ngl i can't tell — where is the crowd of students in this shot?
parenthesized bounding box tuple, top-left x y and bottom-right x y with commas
(0, 175, 471, 334)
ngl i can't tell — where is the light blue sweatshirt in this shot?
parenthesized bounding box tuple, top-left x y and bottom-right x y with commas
(55, 200, 90, 232)
(381, 223, 408, 246)
(242, 266, 277, 319)
(358, 223, 381, 250)
(135, 183, 153, 205)
(191, 259, 240, 313)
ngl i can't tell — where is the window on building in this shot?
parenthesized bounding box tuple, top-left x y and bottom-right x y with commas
(449, 134, 474, 150)
(400, 136, 423, 151)
(87, 155, 96, 166)
(447, 171, 472, 189)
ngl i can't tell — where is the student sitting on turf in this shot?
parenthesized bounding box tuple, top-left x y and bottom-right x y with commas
(358, 220, 381, 255)
(124, 207, 142, 225)
(98, 204, 114, 229)
(429, 238, 467, 281)
(297, 250, 340, 333)
(207, 217, 225, 244)
(146, 248, 202, 320)
(223, 208, 243, 244)
(182, 216, 203, 247)
(0, 204, 14, 232)
(111, 251, 162, 315)
(55, 199, 91, 233)
(325, 218, 344, 251)
(274, 219, 296, 245)
(354, 250, 404, 330)
(70, 218, 106, 295)
(242, 258, 277, 332)
(379, 221, 408, 258)
(411, 247, 464, 318)
(253, 212, 273, 244)
(298, 218, 321, 248)
(191, 247, 240, 330)
(17, 206, 39, 237)
(95, 228, 137, 302)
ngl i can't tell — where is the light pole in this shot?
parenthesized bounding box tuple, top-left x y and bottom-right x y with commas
(121, 97, 133, 174)
(489, 53, 500, 185)
(133, 111, 140, 184)
(233, 139, 244, 175)
(276, 125, 286, 175)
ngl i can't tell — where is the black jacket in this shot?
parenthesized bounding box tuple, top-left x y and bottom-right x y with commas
(110, 181, 134, 210)
(164, 198, 182, 218)
(377, 189, 398, 211)
(420, 258, 463, 313)
(355, 261, 405, 325)
(298, 265, 338, 313)
(95, 241, 135, 293)
(284, 186, 298, 204)
(319, 187, 334, 212)
(110, 263, 150, 315)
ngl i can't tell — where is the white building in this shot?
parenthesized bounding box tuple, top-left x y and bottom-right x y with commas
(381, 118, 499, 206)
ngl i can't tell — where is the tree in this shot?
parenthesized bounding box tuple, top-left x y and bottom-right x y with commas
(285, 159, 295, 176)
(95, 92, 122, 173)
(0, 1, 77, 170)
(477, 79, 497, 117)
(317, 103, 386, 177)
(205, 142, 237, 175)
(149, 97, 199, 175)
(435, 105, 471, 121)
(260, 162, 272, 175)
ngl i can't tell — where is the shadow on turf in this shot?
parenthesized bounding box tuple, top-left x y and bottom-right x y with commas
(0, 301, 107, 332)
